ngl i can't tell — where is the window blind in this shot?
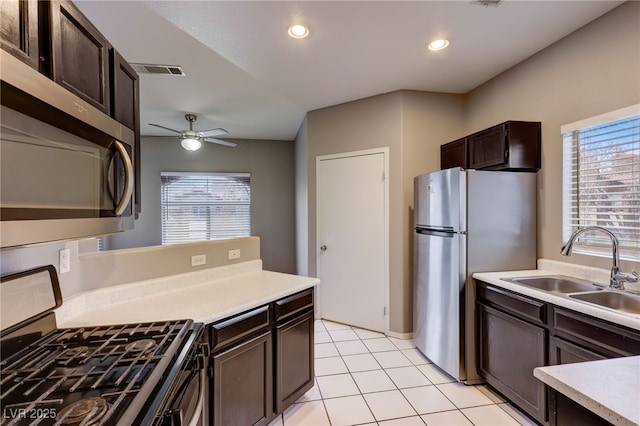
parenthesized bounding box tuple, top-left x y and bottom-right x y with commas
(160, 172, 251, 245)
(562, 110, 640, 260)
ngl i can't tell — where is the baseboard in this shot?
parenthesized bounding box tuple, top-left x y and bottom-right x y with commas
(386, 330, 413, 340)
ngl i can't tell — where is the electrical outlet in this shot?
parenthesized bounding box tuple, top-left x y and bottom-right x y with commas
(191, 254, 206, 267)
(228, 249, 241, 260)
(59, 249, 71, 274)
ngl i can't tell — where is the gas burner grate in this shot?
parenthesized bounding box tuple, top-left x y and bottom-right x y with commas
(0, 320, 192, 426)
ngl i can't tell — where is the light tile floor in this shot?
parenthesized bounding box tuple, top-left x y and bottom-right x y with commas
(269, 319, 539, 426)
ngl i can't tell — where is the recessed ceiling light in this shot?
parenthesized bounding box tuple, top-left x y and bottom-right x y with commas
(288, 24, 309, 39)
(428, 39, 450, 51)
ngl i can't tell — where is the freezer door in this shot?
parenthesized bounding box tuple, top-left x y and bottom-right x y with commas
(414, 168, 466, 232)
(413, 230, 466, 381)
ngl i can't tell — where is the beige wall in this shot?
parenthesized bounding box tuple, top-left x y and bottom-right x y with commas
(400, 91, 466, 330)
(106, 136, 296, 274)
(78, 237, 261, 295)
(304, 91, 465, 333)
(465, 1, 640, 274)
(0, 237, 260, 299)
(295, 117, 310, 276)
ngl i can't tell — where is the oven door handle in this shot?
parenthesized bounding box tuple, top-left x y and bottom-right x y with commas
(112, 140, 134, 216)
(186, 368, 206, 426)
(164, 367, 204, 426)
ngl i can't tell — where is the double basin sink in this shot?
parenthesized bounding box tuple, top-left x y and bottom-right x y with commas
(502, 275, 640, 315)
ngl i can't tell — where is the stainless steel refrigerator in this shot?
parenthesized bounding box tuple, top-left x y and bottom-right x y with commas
(413, 167, 537, 384)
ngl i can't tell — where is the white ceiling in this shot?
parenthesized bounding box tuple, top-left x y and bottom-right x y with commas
(75, 1, 623, 143)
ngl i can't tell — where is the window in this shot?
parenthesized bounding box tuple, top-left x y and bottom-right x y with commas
(562, 105, 640, 260)
(160, 172, 251, 245)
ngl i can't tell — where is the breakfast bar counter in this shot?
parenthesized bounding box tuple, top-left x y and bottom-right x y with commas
(534, 356, 640, 426)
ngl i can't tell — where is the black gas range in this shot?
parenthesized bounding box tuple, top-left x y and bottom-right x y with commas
(0, 266, 208, 426)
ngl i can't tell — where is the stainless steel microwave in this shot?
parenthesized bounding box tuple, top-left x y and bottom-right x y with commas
(0, 51, 135, 248)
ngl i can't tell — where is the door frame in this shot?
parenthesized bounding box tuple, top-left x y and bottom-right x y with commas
(315, 147, 390, 334)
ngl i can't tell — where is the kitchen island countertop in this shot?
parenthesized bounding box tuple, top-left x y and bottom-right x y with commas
(534, 356, 640, 426)
(56, 260, 319, 327)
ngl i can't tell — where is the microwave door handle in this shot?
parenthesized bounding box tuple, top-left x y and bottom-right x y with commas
(113, 141, 134, 216)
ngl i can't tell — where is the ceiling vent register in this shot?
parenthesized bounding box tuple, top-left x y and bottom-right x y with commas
(130, 63, 186, 76)
(472, 0, 502, 7)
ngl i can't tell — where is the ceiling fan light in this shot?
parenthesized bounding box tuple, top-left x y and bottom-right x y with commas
(181, 137, 202, 151)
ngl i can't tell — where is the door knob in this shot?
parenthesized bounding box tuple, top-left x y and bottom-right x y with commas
(320, 245, 327, 252)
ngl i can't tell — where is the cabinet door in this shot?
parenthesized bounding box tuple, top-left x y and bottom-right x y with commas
(441, 138, 467, 170)
(554, 308, 640, 357)
(211, 331, 273, 426)
(0, 0, 39, 70)
(468, 124, 507, 169)
(550, 392, 613, 426)
(111, 49, 140, 214)
(50, 0, 110, 113)
(275, 310, 314, 413)
(478, 303, 547, 423)
(549, 337, 607, 365)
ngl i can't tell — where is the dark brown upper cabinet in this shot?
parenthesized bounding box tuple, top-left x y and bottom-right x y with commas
(440, 138, 467, 170)
(50, 0, 110, 114)
(111, 50, 139, 132)
(468, 121, 541, 171)
(111, 50, 141, 213)
(440, 121, 541, 172)
(0, 0, 40, 70)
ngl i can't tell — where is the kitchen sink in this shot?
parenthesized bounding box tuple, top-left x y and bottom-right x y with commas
(569, 291, 640, 315)
(503, 275, 601, 294)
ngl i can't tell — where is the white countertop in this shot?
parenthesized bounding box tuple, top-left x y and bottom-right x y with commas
(56, 260, 320, 327)
(534, 356, 640, 426)
(473, 269, 640, 330)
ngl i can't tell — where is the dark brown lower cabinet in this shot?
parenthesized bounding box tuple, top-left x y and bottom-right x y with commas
(547, 309, 640, 426)
(275, 310, 314, 413)
(476, 279, 640, 426)
(549, 336, 607, 365)
(550, 391, 613, 426)
(208, 289, 315, 426)
(478, 303, 547, 423)
(212, 331, 272, 426)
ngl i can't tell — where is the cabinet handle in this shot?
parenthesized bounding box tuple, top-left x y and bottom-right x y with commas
(320, 245, 327, 252)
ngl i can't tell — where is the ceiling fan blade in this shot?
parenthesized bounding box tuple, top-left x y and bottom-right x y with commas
(203, 137, 238, 147)
(199, 127, 229, 137)
(148, 123, 182, 134)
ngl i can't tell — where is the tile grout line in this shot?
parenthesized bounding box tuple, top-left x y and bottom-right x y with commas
(295, 320, 531, 426)
(324, 321, 429, 424)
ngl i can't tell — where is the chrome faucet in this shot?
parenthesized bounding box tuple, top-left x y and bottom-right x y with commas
(561, 226, 638, 290)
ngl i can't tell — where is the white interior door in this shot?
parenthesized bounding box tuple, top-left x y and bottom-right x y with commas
(317, 149, 388, 333)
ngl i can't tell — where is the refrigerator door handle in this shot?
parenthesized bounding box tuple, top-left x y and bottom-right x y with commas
(415, 227, 454, 238)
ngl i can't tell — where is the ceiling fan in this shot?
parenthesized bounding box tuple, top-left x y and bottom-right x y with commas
(148, 114, 237, 151)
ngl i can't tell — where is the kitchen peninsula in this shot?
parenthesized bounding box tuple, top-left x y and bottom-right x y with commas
(55, 259, 318, 327)
(55, 251, 319, 426)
